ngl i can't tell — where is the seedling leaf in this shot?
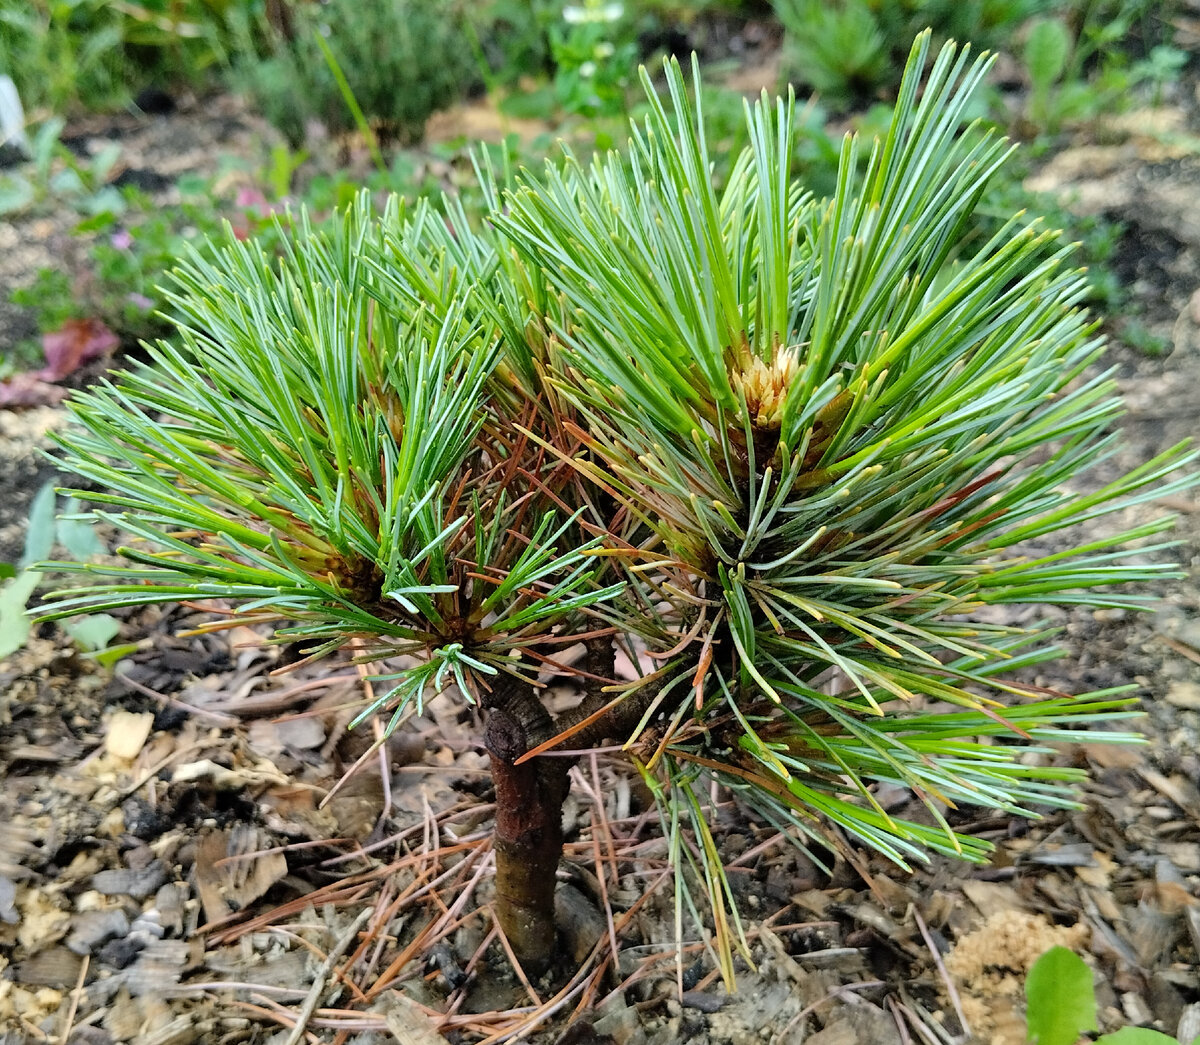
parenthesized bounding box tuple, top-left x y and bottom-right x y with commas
(1026, 946, 1098, 1045)
(1096, 1030, 1186, 1045)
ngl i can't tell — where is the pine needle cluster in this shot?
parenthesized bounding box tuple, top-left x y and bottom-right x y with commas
(38, 36, 1194, 969)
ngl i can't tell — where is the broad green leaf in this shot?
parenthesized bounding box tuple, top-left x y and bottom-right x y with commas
(80, 186, 126, 217)
(57, 499, 106, 560)
(1025, 19, 1071, 91)
(73, 210, 117, 234)
(0, 570, 39, 660)
(31, 115, 64, 179)
(1096, 1030, 1185, 1045)
(49, 167, 86, 196)
(86, 641, 141, 668)
(20, 482, 57, 569)
(63, 613, 121, 652)
(0, 175, 34, 215)
(1026, 946, 1097, 1045)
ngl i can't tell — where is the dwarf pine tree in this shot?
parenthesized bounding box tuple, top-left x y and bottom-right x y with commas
(38, 37, 1194, 974)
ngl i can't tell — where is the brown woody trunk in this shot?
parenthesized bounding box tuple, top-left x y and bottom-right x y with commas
(484, 707, 569, 973)
(483, 647, 663, 973)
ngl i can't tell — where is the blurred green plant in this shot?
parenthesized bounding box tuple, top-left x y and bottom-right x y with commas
(0, 116, 121, 217)
(0, 0, 232, 115)
(35, 37, 1196, 979)
(6, 181, 278, 367)
(1017, 7, 1188, 135)
(1, 481, 114, 660)
(775, 0, 890, 104)
(774, 0, 1050, 106)
(468, 0, 562, 88)
(551, 0, 638, 116)
(226, 0, 474, 148)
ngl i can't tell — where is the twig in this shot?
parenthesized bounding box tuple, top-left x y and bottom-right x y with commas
(1157, 634, 1200, 666)
(215, 836, 353, 867)
(887, 995, 914, 1045)
(349, 637, 395, 834)
(116, 669, 240, 726)
(282, 908, 372, 1045)
(586, 756, 621, 965)
(911, 906, 970, 1040)
(59, 953, 89, 1045)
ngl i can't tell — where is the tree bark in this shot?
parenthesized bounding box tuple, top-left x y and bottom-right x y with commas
(485, 706, 568, 973)
(482, 661, 677, 972)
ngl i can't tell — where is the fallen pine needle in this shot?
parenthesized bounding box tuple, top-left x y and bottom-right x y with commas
(283, 907, 373, 1045)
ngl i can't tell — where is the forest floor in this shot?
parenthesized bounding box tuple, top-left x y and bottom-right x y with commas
(2, 49, 1200, 1045)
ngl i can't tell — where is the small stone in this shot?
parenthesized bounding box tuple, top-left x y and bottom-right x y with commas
(104, 710, 154, 761)
(0, 875, 17, 924)
(91, 861, 166, 899)
(806, 1020, 859, 1045)
(97, 936, 144, 970)
(681, 991, 725, 1013)
(594, 999, 642, 1045)
(274, 716, 325, 750)
(130, 915, 165, 939)
(1165, 682, 1200, 710)
(154, 883, 185, 934)
(67, 909, 130, 955)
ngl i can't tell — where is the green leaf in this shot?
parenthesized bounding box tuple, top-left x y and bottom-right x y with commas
(0, 176, 35, 215)
(21, 482, 57, 569)
(62, 613, 121, 652)
(0, 563, 14, 581)
(73, 210, 117, 234)
(1026, 946, 1097, 1045)
(86, 641, 141, 668)
(80, 186, 126, 217)
(1095, 1030, 1184, 1045)
(31, 116, 64, 180)
(57, 499, 106, 560)
(0, 570, 40, 660)
(1025, 19, 1071, 92)
(49, 167, 86, 196)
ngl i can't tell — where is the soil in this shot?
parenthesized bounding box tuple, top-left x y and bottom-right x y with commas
(2, 49, 1200, 1045)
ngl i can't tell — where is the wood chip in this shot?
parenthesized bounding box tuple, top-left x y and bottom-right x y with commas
(383, 990, 450, 1044)
(91, 862, 166, 899)
(1137, 766, 1200, 813)
(1158, 842, 1200, 874)
(1027, 842, 1097, 867)
(1185, 904, 1200, 959)
(117, 939, 191, 996)
(1165, 681, 1200, 709)
(193, 824, 287, 924)
(102, 988, 142, 1040)
(12, 946, 84, 987)
(556, 883, 605, 964)
(961, 880, 1027, 919)
(0, 874, 16, 924)
(67, 908, 130, 955)
(1130, 900, 1181, 968)
(105, 710, 155, 761)
(1178, 1002, 1200, 1045)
